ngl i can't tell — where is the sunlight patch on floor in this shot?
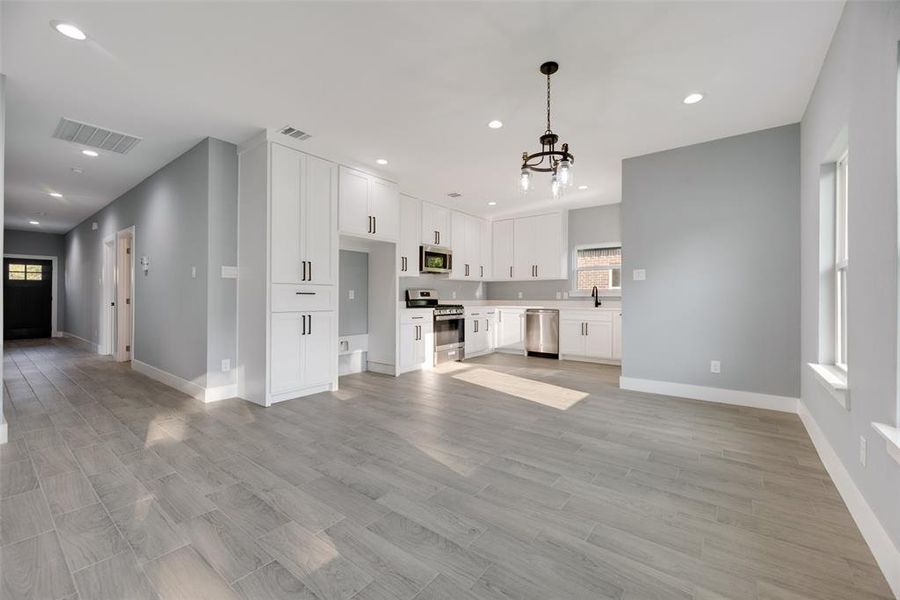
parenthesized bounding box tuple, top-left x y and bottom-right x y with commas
(452, 367, 587, 410)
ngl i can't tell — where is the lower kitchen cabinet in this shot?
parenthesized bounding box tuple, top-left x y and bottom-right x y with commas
(559, 311, 616, 362)
(270, 311, 336, 397)
(495, 308, 525, 352)
(464, 309, 495, 357)
(398, 314, 433, 374)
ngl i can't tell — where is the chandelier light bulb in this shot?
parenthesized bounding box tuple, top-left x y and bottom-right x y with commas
(520, 168, 531, 193)
(558, 159, 573, 187)
(551, 174, 561, 199)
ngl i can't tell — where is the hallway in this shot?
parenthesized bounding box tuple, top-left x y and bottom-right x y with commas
(0, 338, 892, 600)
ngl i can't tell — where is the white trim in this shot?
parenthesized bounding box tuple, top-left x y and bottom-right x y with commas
(0, 420, 7, 445)
(872, 422, 900, 466)
(366, 361, 395, 376)
(132, 360, 237, 404)
(115, 227, 136, 362)
(4, 253, 59, 337)
(99, 234, 117, 356)
(618, 376, 799, 413)
(807, 362, 849, 410)
(61, 331, 99, 352)
(799, 403, 900, 598)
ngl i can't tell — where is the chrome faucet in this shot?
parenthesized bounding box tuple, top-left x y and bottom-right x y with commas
(591, 286, 602, 307)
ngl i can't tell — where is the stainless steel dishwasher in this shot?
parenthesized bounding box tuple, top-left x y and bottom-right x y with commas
(525, 308, 559, 358)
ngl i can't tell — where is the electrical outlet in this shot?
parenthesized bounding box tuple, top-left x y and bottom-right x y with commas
(633, 269, 646, 281)
(191, 266, 197, 279)
(710, 360, 721, 374)
(518, 291, 523, 299)
(555, 291, 562, 299)
(563, 291, 569, 299)
(860, 436, 867, 467)
(348, 289, 355, 300)
(91, 222, 98, 231)
(451, 291, 457, 299)
(221, 359, 231, 372)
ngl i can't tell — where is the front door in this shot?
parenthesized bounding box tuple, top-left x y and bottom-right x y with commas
(4, 258, 53, 339)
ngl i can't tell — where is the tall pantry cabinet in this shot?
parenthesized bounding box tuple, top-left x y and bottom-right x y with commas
(238, 134, 338, 406)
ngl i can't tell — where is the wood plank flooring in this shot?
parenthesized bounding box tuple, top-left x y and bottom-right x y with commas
(0, 338, 892, 600)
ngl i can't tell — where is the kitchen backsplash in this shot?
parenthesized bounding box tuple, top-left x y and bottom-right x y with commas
(485, 280, 622, 301)
(398, 274, 484, 301)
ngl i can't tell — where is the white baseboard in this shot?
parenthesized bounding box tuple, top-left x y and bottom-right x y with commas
(366, 361, 396, 376)
(132, 360, 232, 403)
(61, 331, 99, 353)
(619, 376, 799, 413)
(798, 401, 900, 598)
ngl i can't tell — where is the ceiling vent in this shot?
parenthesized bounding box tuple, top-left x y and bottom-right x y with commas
(279, 125, 311, 141)
(447, 192, 462, 198)
(52, 118, 142, 154)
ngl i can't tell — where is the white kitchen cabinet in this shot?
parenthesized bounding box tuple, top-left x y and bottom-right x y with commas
(451, 211, 488, 280)
(613, 311, 623, 360)
(513, 212, 565, 280)
(338, 166, 399, 241)
(492, 219, 515, 280)
(464, 309, 491, 357)
(398, 312, 432, 374)
(398, 194, 420, 277)
(238, 134, 338, 407)
(270, 145, 337, 285)
(479, 219, 492, 280)
(513, 216, 537, 280)
(559, 311, 616, 361)
(421, 202, 451, 247)
(484, 309, 497, 351)
(496, 307, 525, 351)
(270, 311, 335, 394)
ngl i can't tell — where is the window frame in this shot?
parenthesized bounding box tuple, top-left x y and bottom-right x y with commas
(570, 242, 622, 297)
(834, 151, 849, 373)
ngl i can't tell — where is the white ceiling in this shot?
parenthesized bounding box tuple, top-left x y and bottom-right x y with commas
(3, 1, 843, 233)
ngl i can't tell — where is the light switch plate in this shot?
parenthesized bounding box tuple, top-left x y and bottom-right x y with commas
(710, 360, 721, 374)
(555, 291, 562, 299)
(191, 266, 197, 279)
(633, 269, 646, 281)
(452, 291, 457, 299)
(518, 291, 523, 299)
(221, 266, 238, 279)
(221, 359, 231, 372)
(860, 436, 867, 466)
(348, 289, 355, 300)
(91, 222, 99, 231)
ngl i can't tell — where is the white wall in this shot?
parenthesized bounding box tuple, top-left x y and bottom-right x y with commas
(800, 0, 900, 559)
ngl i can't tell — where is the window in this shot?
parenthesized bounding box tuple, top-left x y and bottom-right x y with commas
(574, 245, 621, 293)
(835, 151, 849, 371)
(7, 263, 44, 281)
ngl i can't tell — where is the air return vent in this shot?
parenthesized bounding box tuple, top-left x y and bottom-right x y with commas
(278, 126, 311, 141)
(52, 118, 142, 154)
(447, 192, 462, 198)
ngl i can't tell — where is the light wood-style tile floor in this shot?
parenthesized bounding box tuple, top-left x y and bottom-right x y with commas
(0, 338, 892, 600)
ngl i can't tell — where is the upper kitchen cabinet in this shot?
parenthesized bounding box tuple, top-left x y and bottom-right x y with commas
(450, 211, 488, 280)
(338, 166, 399, 241)
(398, 194, 420, 277)
(509, 212, 566, 281)
(421, 202, 451, 247)
(492, 218, 515, 280)
(270, 144, 337, 285)
(479, 218, 492, 280)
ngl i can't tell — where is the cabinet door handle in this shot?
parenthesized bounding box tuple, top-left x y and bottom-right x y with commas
(585, 322, 588, 336)
(509, 266, 513, 278)
(295, 291, 316, 295)
(308, 261, 312, 281)
(302, 314, 307, 335)
(308, 314, 312, 335)
(301, 261, 306, 281)
(485, 320, 489, 331)
(480, 266, 483, 278)
(373, 216, 377, 235)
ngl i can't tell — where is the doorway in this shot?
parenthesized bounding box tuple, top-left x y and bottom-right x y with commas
(3, 257, 53, 339)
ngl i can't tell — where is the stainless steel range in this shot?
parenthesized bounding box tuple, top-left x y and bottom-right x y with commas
(405, 289, 465, 364)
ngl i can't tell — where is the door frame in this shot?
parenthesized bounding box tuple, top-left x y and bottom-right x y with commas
(3, 253, 58, 338)
(99, 234, 116, 355)
(115, 226, 135, 362)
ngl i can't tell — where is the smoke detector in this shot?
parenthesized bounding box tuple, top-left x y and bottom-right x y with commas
(53, 117, 141, 154)
(278, 126, 311, 141)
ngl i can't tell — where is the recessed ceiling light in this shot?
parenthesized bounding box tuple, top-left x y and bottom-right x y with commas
(52, 22, 87, 41)
(577, 185, 588, 190)
(683, 92, 704, 105)
(49, 192, 63, 198)
(29, 220, 40, 226)
(488, 120, 503, 129)
(82, 149, 99, 157)
(375, 158, 388, 165)
(488, 201, 497, 206)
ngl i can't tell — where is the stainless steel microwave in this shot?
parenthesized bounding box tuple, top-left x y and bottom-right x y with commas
(419, 245, 452, 274)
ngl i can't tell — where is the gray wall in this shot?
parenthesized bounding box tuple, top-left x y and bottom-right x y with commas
(205, 139, 238, 389)
(340, 250, 368, 336)
(800, 2, 900, 550)
(4, 229, 66, 330)
(65, 138, 237, 388)
(486, 204, 622, 301)
(621, 124, 801, 398)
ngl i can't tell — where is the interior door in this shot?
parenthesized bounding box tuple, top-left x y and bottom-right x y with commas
(3, 258, 52, 339)
(116, 235, 133, 362)
(304, 155, 337, 284)
(271, 144, 303, 284)
(270, 312, 303, 394)
(302, 311, 335, 387)
(339, 167, 369, 235)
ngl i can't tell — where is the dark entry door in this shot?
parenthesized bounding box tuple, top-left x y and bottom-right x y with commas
(4, 258, 53, 339)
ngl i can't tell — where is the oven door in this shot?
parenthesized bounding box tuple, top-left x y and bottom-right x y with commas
(433, 315, 465, 363)
(420, 245, 452, 274)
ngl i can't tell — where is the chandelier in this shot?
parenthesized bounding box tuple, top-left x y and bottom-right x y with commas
(520, 61, 574, 198)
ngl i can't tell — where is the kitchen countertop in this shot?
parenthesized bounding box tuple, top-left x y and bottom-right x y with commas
(398, 299, 622, 312)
